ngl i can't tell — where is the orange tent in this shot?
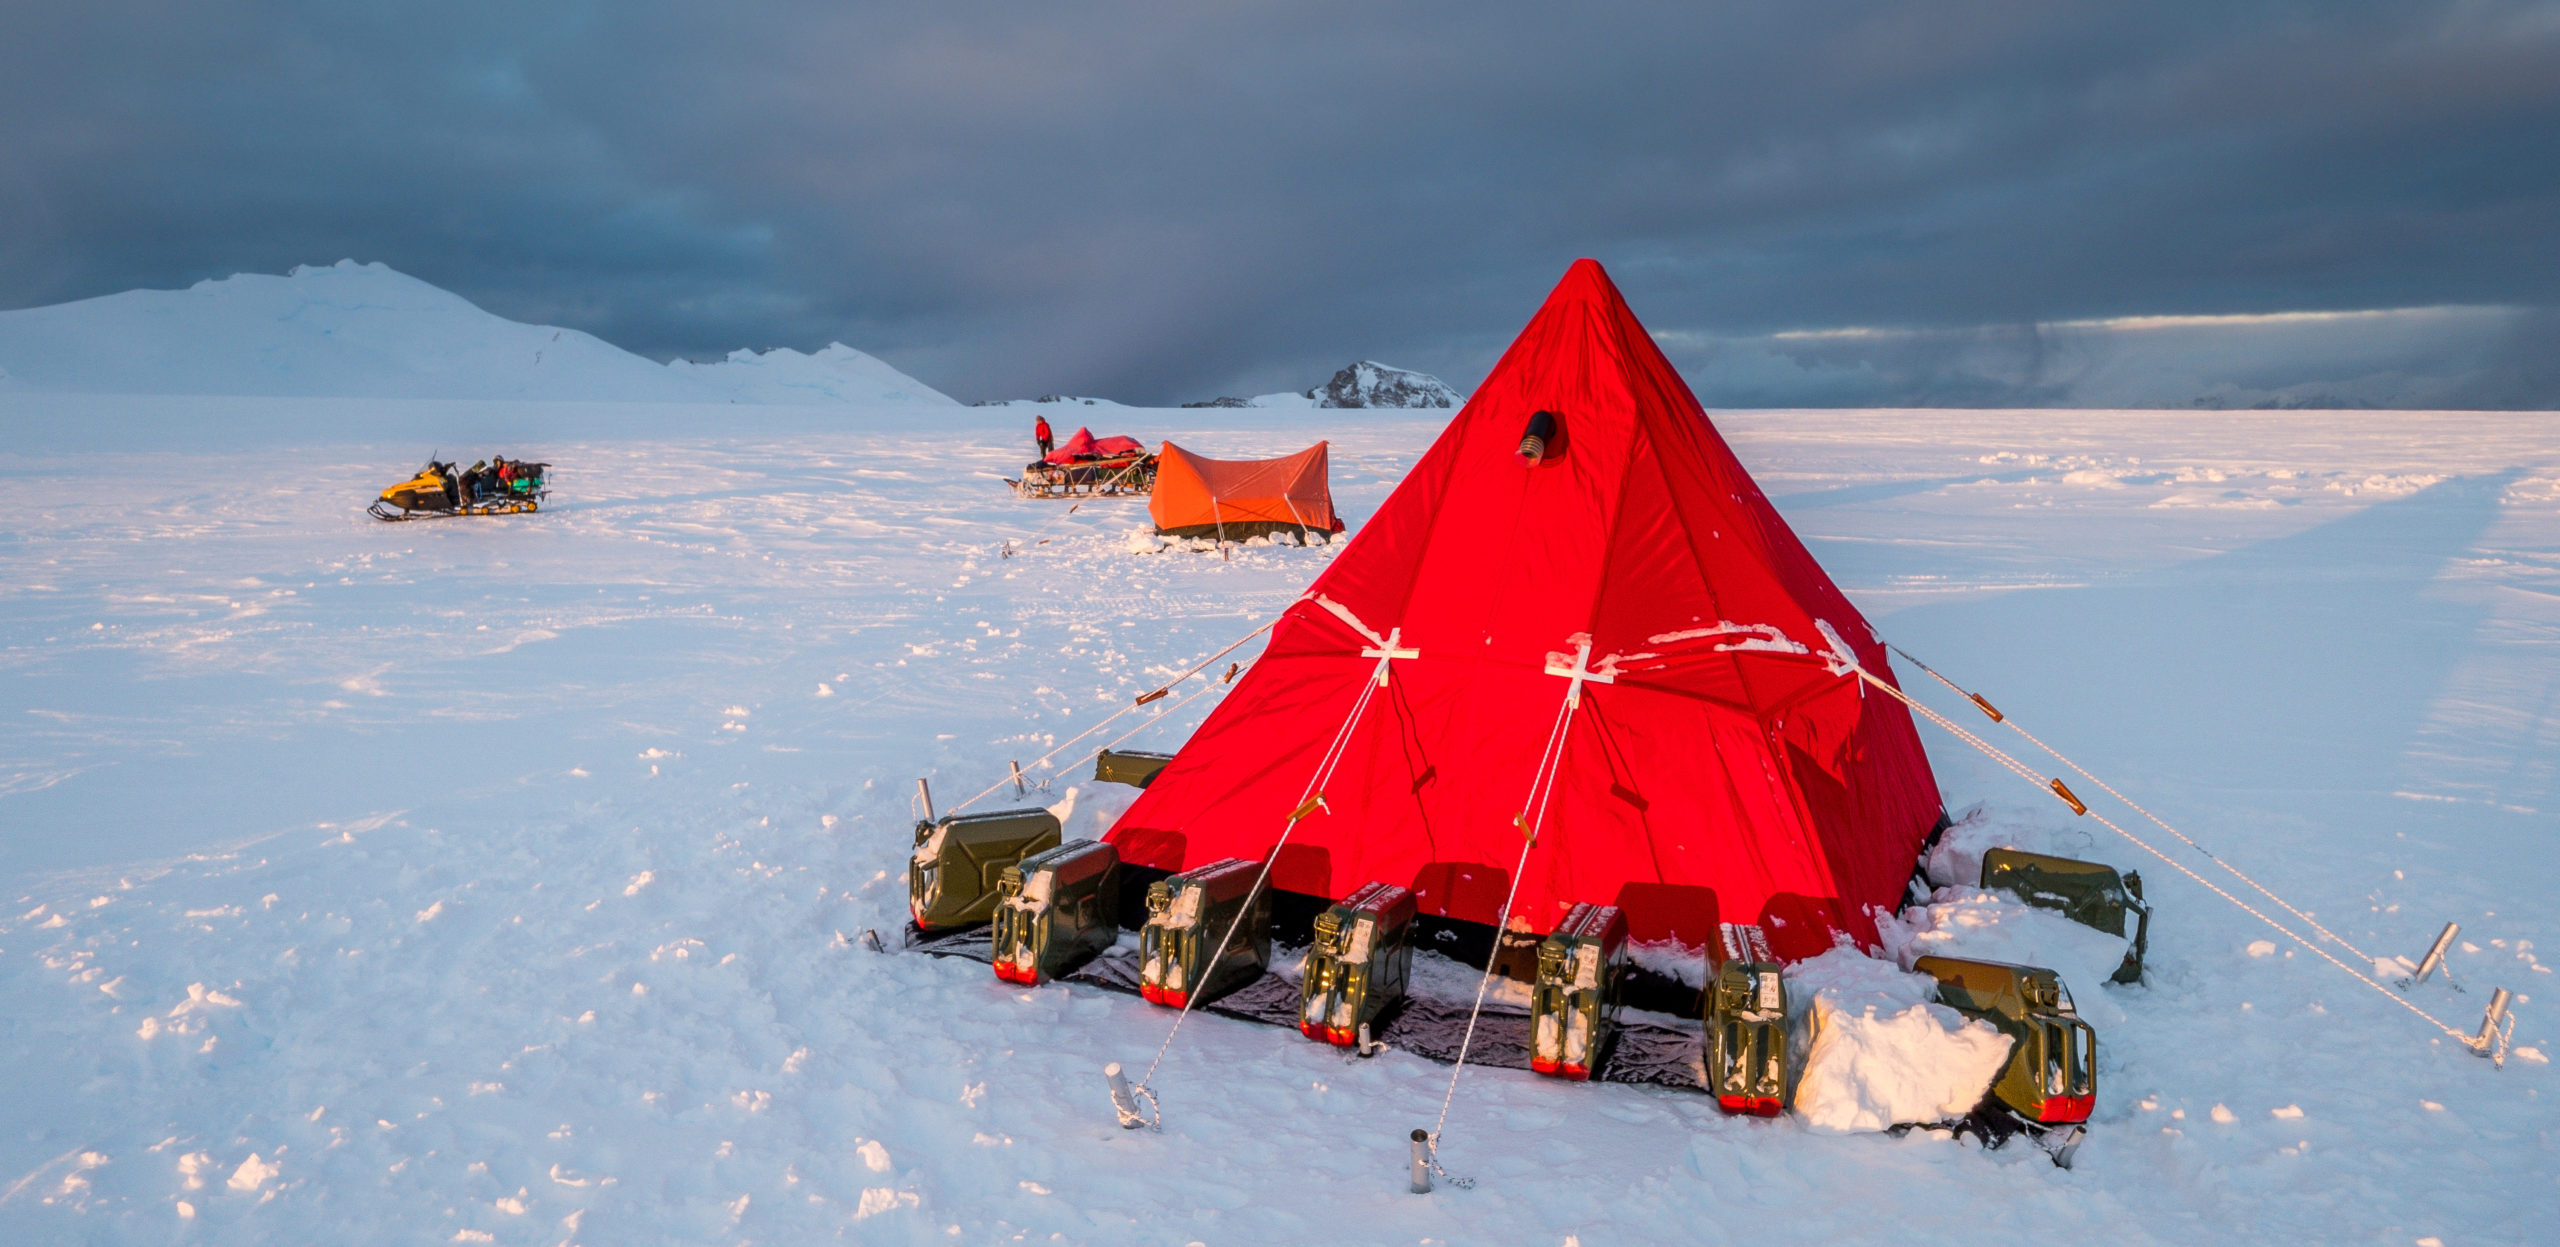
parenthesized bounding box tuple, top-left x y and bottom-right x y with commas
(1149, 441, 1345, 540)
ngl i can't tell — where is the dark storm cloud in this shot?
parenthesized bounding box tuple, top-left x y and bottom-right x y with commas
(3, 1, 2556, 405)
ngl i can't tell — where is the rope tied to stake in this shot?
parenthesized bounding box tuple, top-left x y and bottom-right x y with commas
(1128, 633, 1400, 1117)
(1421, 673, 1584, 1189)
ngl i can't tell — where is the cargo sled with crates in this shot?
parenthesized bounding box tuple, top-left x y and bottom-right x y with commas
(1009, 427, 1156, 499)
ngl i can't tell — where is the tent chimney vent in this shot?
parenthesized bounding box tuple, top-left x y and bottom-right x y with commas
(1517, 410, 1559, 465)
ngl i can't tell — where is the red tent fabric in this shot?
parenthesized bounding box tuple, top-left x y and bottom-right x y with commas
(1042, 428, 1145, 465)
(1106, 259, 1943, 958)
(1043, 427, 1097, 463)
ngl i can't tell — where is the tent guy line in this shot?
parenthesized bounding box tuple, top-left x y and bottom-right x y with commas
(1887, 642, 2379, 966)
(1426, 651, 1591, 1185)
(1842, 650, 2491, 1053)
(939, 617, 1279, 821)
(1128, 627, 1395, 1116)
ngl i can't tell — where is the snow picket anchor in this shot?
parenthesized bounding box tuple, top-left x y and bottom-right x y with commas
(1105, 1062, 1157, 1129)
(2398, 922, 2460, 991)
(2471, 988, 2516, 1066)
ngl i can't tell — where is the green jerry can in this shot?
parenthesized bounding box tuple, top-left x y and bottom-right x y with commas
(1137, 857, 1272, 1008)
(1706, 961, 1789, 1116)
(1298, 881, 1417, 1046)
(1093, 749, 1177, 789)
(1913, 955, 2097, 1126)
(906, 808, 1063, 932)
(1980, 847, 2151, 984)
(1528, 902, 1629, 1080)
(991, 839, 1120, 985)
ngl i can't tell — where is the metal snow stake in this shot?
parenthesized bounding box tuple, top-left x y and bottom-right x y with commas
(2399, 922, 2460, 990)
(2472, 988, 2515, 1066)
(1105, 1063, 1153, 1129)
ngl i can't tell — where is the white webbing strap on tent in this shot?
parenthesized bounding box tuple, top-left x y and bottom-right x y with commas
(1885, 643, 2377, 966)
(1422, 678, 1583, 1188)
(1845, 659, 2481, 1050)
(942, 618, 1276, 819)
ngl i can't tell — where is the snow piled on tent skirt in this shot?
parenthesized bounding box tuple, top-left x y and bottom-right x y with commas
(1785, 948, 2015, 1134)
(0, 396, 2554, 1244)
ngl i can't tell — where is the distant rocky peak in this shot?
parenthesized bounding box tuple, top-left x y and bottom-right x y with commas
(1312, 361, 1460, 409)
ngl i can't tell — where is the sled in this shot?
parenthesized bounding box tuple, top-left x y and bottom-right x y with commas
(367, 496, 543, 521)
(1008, 452, 1156, 500)
(371, 456, 550, 521)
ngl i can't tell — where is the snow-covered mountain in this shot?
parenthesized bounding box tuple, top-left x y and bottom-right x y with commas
(0, 260, 956, 406)
(664, 343, 958, 407)
(1309, 360, 1462, 408)
(971, 394, 1131, 409)
(1187, 360, 1465, 410)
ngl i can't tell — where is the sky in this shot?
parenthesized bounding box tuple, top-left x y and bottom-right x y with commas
(2, 1, 2556, 408)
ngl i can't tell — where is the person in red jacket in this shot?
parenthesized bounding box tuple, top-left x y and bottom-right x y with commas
(1034, 414, 1054, 457)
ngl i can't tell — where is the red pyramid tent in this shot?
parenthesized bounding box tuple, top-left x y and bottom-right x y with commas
(1105, 259, 1942, 958)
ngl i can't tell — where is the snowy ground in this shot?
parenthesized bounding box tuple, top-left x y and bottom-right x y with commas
(2, 397, 2554, 1244)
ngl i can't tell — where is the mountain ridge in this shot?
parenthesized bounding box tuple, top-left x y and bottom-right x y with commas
(0, 260, 956, 406)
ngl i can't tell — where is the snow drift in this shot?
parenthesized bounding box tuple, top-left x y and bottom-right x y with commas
(1785, 948, 2016, 1133)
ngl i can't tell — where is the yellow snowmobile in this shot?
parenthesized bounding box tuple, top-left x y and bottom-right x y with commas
(369, 455, 549, 521)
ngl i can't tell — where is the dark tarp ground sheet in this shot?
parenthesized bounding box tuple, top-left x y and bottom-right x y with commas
(905, 923, 1707, 1091)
